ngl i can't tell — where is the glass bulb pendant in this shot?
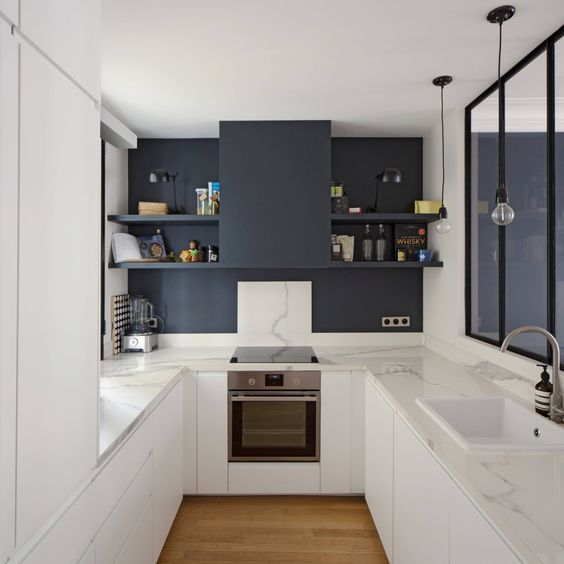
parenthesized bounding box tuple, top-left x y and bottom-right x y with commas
(435, 205, 451, 234)
(491, 186, 515, 226)
(435, 218, 452, 234)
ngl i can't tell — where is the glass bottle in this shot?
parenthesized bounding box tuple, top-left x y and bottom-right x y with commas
(375, 224, 387, 261)
(361, 224, 374, 261)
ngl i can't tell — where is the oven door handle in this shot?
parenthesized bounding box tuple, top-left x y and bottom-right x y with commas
(231, 396, 318, 402)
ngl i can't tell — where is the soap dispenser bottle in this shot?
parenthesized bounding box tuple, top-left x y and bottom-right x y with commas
(535, 364, 552, 417)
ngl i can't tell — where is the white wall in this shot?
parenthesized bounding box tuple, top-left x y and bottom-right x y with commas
(104, 143, 128, 357)
(422, 109, 562, 392)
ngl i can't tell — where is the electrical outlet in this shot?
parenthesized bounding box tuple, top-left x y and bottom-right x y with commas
(382, 316, 411, 328)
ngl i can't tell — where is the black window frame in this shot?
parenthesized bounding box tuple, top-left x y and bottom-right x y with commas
(465, 25, 564, 367)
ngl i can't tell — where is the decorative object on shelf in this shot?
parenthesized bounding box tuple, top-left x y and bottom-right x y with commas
(206, 245, 219, 262)
(195, 188, 210, 215)
(367, 168, 402, 213)
(337, 235, 354, 262)
(136, 230, 166, 259)
(111, 294, 130, 355)
(180, 239, 203, 262)
(331, 180, 348, 213)
(348, 207, 363, 214)
(330, 234, 342, 261)
(416, 249, 433, 262)
(111, 232, 143, 263)
(138, 201, 168, 215)
(408, 200, 441, 214)
(149, 169, 184, 214)
(361, 224, 374, 261)
(488, 4, 516, 226)
(395, 224, 427, 261)
(432, 75, 453, 234)
(375, 223, 387, 261)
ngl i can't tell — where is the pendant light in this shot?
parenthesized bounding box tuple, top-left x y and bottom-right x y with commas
(433, 75, 453, 235)
(488, 5, 516, 226)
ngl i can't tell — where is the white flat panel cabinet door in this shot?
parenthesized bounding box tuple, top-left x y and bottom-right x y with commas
(449, 481, 520, 564)
(393, 415, 449, 564)
(153, 381, 183, 561)
(17, 42, 100, 545)
(350, 370, 365, 493)
(183, 371, 197, 494)
(320, 371, 351, 493)
(364, 379, 394, 561)
(0, 19, 18, 563)
(19, 0, 100, 99)
(114, 499, 153, 564)
(197, 372, 228, 494)
(77, 543, 96, 564)
(0, 0, 18, 24)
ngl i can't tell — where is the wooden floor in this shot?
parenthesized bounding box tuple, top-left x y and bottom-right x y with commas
(158, 496, 389, 563)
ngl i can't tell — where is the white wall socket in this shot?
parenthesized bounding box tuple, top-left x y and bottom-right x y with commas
(382, 316, 411, 328)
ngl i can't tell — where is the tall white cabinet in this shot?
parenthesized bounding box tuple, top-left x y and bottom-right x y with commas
(0, 18, 19, 564)
(0, 0, 101, 555)
(17, 40, 100, 546)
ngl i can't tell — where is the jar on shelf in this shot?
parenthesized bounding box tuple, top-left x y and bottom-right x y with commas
(195, 188, 209, 215)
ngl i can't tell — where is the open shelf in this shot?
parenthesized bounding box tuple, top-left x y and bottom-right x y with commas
(328, 261, 443, 268)
(109, 262, 223, 269)
(108, 214, 219, 226)
(331, 213, 439, 225)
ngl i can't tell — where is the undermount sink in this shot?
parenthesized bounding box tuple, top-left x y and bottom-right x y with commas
(416, 397, 564, 451)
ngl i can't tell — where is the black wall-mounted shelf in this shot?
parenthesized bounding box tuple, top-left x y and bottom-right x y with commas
(108, 214, 219, 226)
(109, 260, 443, 270)
(109, 262, 223, 269)
(328, 261, 443, 269)
(331, 213, 439, 225)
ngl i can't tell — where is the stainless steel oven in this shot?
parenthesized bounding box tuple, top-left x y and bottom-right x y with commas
(228, 371, 320, 462)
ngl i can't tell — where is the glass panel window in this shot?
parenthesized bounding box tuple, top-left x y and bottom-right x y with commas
(469, 91, 499, 342)
(504, 51, 548, 356)
(555, 37, 564, 354)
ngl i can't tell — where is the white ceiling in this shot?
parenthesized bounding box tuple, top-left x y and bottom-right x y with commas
(101, 0, 564, 138)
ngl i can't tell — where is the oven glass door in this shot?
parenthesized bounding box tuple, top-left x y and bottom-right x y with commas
(229, 391, 320, 461)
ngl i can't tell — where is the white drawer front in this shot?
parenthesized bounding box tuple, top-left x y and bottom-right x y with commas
(229, 462, 320, 494)
(96, 453, 153, 564)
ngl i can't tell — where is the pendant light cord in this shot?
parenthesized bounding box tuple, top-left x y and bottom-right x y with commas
(497, 21, 505, 192)
(440, 84, 445, 207)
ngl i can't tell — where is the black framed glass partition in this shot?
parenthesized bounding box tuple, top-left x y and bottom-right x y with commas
(466, 25, 564, 366)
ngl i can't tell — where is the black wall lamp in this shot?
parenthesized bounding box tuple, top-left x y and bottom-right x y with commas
(367, 168, 402, 212)
(433, 75, 453, 234)
(488, 4, 516, 226)
(149, 169, 184, 214)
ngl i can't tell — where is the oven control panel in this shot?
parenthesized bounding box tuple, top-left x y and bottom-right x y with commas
(228, 371, 320, 391)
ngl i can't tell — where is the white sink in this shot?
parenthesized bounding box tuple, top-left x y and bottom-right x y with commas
(416, 397, 564, 451)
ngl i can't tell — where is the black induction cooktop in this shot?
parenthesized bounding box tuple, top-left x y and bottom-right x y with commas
(230, 346, 319, 364)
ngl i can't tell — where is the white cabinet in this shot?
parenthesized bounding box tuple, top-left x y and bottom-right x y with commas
(350, 370, 365, 493)
(0, 0, 18, 23)
(0, 19, 18, 563)
(320, 370, 365, 494)
(394, 415, 449, 564)
(78, 543, 96, 564)
(19, 0, 100, 98)
(183, 371, 198, 494)
(96, 454, 153, 564)
(16, 40, 100, 546)
(449, 481, 520, 564)
(153, 381, 183, 560)
(320, 371, 352, 493)
(197, 372, 228, 494)
(114, 498, 153, 564)
(364, 378, 394, 561)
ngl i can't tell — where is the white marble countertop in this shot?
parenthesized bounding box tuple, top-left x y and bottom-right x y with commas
(99, 343, 564, 563)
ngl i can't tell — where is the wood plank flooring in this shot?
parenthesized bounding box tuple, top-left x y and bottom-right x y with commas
(158, 496, 389, 563)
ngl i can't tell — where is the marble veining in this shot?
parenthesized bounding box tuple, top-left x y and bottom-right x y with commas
(236, 281, 312, 339)
(99, 341, 564, 563)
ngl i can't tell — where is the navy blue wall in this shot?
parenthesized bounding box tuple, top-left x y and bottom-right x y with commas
(127, 137, 424, 333)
